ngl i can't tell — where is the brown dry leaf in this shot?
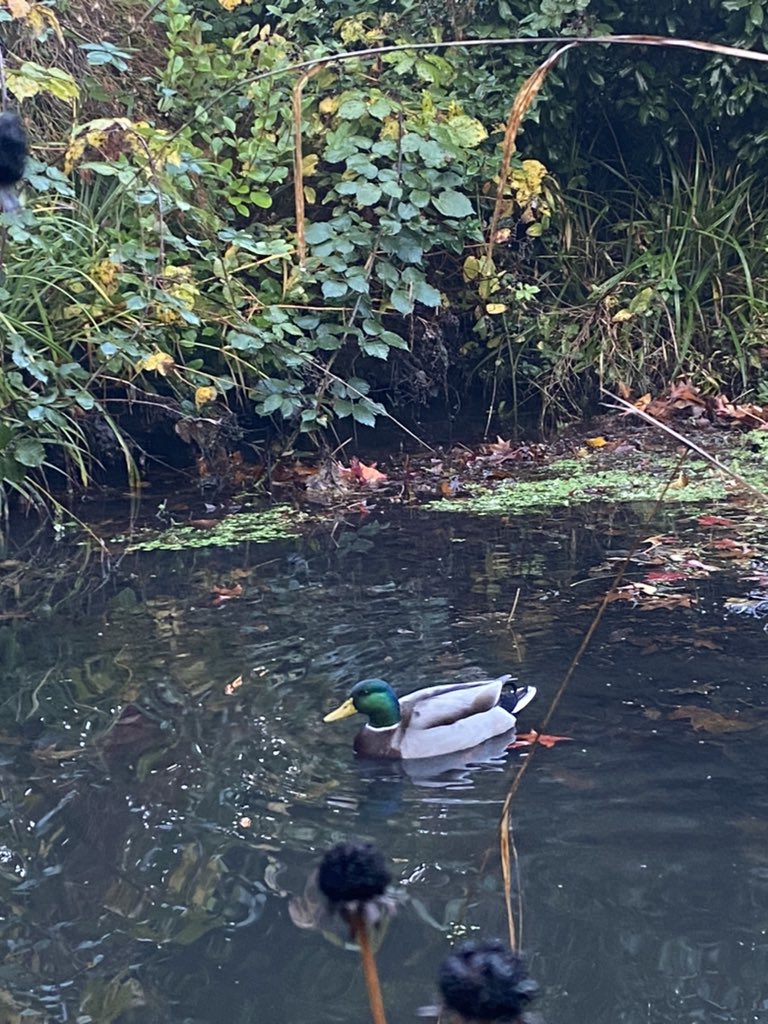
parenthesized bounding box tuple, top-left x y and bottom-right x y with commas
(639, 593, 694, 611)
(7, 0, 31, 17)
(691, 638, 723, 651)
(669, 706, 755, 733)
(212, 583, 243, 606)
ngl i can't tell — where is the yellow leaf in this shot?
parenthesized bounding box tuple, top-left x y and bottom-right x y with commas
(302, 153, 319, 177)
(669, 471, 689, 489)
(195, 386, 217, 409)
(27, 4, 63, 41)
(303, 185, 316, 204)
(463, 256, 481, 282)
(586, 436, 607, 448)
(137, 352, 175, 376)
(7, 62, 79, 103)
(318, 96, 339, 115)
(612, 308, 634, 323)
(486, 303, 507, 315)
(6, 0, 31, 17)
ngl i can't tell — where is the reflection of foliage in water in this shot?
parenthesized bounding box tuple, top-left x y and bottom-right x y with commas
(1, 508, 767, 1023)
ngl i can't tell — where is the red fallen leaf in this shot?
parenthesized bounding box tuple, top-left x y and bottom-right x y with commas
(212, 583, 243, 606)
(338, 456, 388, 486)
(697, 515, 735, 527)
(645, 570, 687, 582)
(508, 730, 574, 749)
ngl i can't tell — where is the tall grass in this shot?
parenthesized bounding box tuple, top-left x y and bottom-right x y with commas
(554, 145, 768, 397)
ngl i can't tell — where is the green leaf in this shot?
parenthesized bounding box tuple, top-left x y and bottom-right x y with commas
(390, 290, 414, 315)
(410, 190, 431, 208)
(14, 438, 46, 468)
(338, 97, 367, 120)
(412, 280, 441, 307)
(379, 331, 409, 350)
(260, 393, 284, 415)
(432, 189, 474, 219)
(368, 97, 392, 119)
(360, 340, 390, 359)
(355, 182, 382, 206)
(305, 222, 334, 244)
(322, 280, 348, 299)
(352, 403, 377, 426)
(228, 331, 265, 352)
(346, 275, 369, 293)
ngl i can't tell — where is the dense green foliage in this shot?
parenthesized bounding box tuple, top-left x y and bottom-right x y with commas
(1, 0, 768, 510)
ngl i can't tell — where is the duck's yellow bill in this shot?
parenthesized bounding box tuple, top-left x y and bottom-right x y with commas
(323, 698, 357, 722)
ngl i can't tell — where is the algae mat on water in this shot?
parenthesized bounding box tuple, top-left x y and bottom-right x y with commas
(429, 454, 766, 516)
(126, 507, 303, 552)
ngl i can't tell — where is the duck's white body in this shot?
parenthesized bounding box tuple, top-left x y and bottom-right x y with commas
(353, 676, 537, 760)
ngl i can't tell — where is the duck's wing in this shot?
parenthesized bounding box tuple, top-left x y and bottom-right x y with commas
(400, 676, 511, 731)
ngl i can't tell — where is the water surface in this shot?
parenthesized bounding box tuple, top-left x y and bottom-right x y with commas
(0, 504, 766, 1023)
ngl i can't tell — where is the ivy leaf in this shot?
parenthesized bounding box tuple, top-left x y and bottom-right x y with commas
(432, 189, 474, 219)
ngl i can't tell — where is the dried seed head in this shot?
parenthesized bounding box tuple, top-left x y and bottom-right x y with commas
(439, 940, 538, 1022)
(317, 841, 391, 905)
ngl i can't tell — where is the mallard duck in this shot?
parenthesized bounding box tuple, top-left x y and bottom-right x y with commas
(323, 675, 536, 760)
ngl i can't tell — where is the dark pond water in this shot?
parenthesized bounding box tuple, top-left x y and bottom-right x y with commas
(0, 503, 767, 1024)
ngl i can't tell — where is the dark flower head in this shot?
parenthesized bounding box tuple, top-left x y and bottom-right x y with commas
(439, 939, 538, 1022)
(318, 841, 391, 906)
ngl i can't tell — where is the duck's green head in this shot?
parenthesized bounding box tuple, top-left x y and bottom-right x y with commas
(323, 679, 401, 728)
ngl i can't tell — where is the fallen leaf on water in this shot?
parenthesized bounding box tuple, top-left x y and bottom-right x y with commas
(691, 638, 723, 651)
(669, 683, 716, 695)
(508, 730, 574, 749)
(669, 706, 755, 733)
(224, 674, 243, 695)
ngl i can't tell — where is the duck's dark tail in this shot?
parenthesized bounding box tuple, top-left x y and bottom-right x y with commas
(499, 684, 537, 716)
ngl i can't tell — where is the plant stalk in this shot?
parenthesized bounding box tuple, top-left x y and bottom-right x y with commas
(348, 909, 388, 1024)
